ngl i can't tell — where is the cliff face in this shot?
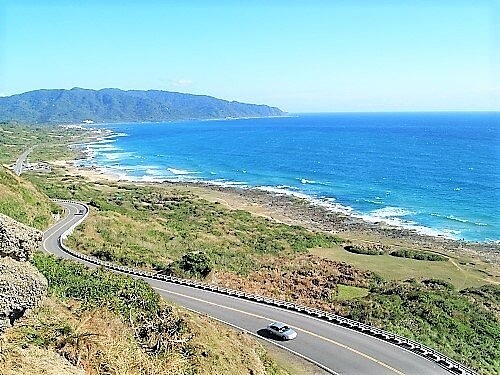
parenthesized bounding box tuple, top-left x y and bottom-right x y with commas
(0, 213, 47, 333)
(0, 213, 43, 261)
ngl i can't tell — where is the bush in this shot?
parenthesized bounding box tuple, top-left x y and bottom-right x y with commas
(179, 251, 212, 277)
(341, 280, 500, 374)
(389, 249, 447, 261)
(31, 252, 192, 355)
(344, 244, 385, 255)
(165, 250, 212, 278)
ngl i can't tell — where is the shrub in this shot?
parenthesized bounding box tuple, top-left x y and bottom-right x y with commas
(165, 250, 212, 278)
(31, 252, 192, 355)
(179, 251, 212, 277)
(344, 244, 385, 255)
(389, 249, 447, 261)
(341, 280, 500, 374)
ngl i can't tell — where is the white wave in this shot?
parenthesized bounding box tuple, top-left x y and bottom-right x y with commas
(112, 132, 128, 138)
(357, 212, 455, 239)
(89, 144, 119, 151)
(256, 186, 354, 215)
(276, 185, 299, 191)
(257, 186, 310, 198)
(370, 207, 415, 218)
(300, 178, 316, 184)
(360, 198, 384, 205)
(431, 213, 488, 227)
(167, 167, 197, 175)
(91, 138, 116, 145)
(103, 152, 133, 161)
(446, 215, 469, 224)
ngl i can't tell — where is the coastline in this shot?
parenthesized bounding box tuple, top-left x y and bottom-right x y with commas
(54, 155, 500, 266)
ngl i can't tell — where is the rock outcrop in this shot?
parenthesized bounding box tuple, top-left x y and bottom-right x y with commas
(0, 257, 47, 332)
(0, 213, 47, 333)
(0, 213, 42, 261)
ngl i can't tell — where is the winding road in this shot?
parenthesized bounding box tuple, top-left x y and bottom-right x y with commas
(42, 201, 467, 375)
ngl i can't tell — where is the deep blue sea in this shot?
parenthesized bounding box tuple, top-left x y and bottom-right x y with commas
(82, 113, 499, 242)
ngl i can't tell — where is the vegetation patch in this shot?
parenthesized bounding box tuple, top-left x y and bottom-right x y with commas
(344, 243, 386, 255)
(213, 254, 373, 309)
(31, 252, 189, 357)
(332, 284, 369, 301)
(0, 123, 89, 165)
(389, 248, 448, 261)
(26, 174, 343, 276)
(0, 166, 59, 230)
(164, 250, 213, 278)
(15, 252, 289, 375)
(340, 279, 500, 374)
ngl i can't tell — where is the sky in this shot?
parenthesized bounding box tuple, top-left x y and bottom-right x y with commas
(0, 0, 498, 112)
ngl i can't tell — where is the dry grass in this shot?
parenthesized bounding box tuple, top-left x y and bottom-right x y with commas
(0, 297, 292, 375)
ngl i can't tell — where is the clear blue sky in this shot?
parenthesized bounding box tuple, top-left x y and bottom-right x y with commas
(0, 0, 498, 112)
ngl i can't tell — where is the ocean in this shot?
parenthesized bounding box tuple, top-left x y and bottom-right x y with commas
(81, 112, 499, 242)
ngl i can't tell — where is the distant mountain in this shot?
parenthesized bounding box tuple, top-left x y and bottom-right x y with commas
(0, 88, 284, 124)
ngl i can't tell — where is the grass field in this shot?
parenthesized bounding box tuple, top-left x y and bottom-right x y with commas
(311, 245, 497, 289)
(0, 124, 89, 165)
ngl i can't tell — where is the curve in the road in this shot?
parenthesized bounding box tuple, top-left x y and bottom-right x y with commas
(43, 200, 476, 375)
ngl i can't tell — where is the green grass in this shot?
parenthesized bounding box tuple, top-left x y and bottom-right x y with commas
(0, 166, 59, 230)
(77, 190, 342, 275)
(26, 173, 343, 276)
(332, 284, 369, 301)
(0, 124, 89, 165)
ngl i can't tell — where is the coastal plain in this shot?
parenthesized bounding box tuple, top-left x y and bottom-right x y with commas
(1, 123, 499, 374)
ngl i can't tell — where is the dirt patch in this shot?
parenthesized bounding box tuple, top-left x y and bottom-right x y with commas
(211, 254, 372, 312)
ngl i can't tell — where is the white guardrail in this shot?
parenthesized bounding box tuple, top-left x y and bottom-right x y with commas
(54, 200, 477, 375)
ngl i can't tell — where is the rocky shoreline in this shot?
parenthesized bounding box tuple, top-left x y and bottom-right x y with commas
(58, 149, 500, 266)
(180, 181, 500, 264)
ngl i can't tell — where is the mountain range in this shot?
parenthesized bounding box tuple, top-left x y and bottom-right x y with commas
(0, 88, 284, 124)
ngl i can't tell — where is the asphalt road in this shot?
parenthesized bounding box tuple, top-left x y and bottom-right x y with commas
(43, 201, 452, 375)
(13, 147, 33, 175)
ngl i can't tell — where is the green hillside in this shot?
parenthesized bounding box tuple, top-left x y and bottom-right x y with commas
(0, 166, 58, 229)
(0, 88, 284, 124)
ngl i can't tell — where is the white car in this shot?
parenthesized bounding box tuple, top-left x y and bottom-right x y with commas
(265, 322, 297, 340)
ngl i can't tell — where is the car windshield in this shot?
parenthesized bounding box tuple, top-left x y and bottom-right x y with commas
(278, 326, 290, 332)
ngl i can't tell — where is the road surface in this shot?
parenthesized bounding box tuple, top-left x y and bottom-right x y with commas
(13, 147, 33, 175)
(42, 201, 456, 375)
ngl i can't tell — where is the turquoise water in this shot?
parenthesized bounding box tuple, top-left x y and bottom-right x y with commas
(82, 112, 499, 242)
